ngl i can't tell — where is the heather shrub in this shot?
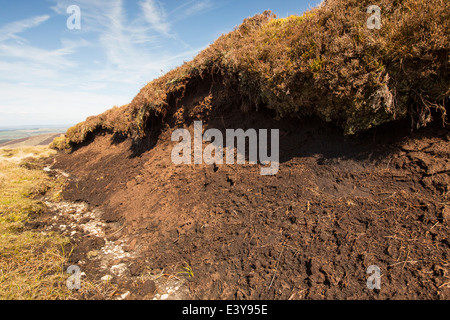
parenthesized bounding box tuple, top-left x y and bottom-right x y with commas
(65, 0, 449, 145)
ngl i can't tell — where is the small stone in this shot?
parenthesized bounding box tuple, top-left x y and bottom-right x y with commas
(120, 291, 130, 300)
(101, 275, 113, 281)
(160, 294, 169, 300)
(87, 250, 99, 259)
(111, 263, 128, 277)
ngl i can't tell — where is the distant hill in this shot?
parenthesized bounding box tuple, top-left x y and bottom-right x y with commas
(0, 133, 64, 148)
(0, 128, 68, 146)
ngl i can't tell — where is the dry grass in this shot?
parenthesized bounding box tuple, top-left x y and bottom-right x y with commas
(0, 147, 73, 299)
(0, 146, 118, 299)
(60, 0, 449, 148)
(0, 145, 129, 300)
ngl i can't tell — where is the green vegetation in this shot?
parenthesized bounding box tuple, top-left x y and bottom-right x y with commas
(0, 146, 119, 299)
(60, 0, 449, 148)
(177, 262, 195, 278)
(0, 147, 73, 299)
(49, 135, 70, 151)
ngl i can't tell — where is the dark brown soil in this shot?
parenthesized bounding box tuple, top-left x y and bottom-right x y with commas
(50, 83, 449, 300)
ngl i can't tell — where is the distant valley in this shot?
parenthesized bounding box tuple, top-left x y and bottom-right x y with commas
(0, 127, 69, 146)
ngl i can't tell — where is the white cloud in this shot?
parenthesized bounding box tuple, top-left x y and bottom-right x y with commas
(171, 0, 213, 21)
(0, 0, 211, 127)
(0, 82, 130, 126)
(0, 15, 50, 42)
(140, 0, 171, 35)
(0, 39, 87, 70)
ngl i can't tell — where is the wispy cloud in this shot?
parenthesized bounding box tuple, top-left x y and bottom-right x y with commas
(0, 11, 86, 74)
(170, 0, 213, 21)
(0, 39, 87, 70)
(0, 0, 213, 126)
(0, 15, 50, 42)
(47, 0, 211, 74)
(140, 0, 171, 35)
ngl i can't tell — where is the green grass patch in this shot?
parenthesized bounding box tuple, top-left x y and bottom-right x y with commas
(0, 147, 74, 299)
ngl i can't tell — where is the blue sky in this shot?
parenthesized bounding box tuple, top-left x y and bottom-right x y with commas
(0, 0, 321, 127)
